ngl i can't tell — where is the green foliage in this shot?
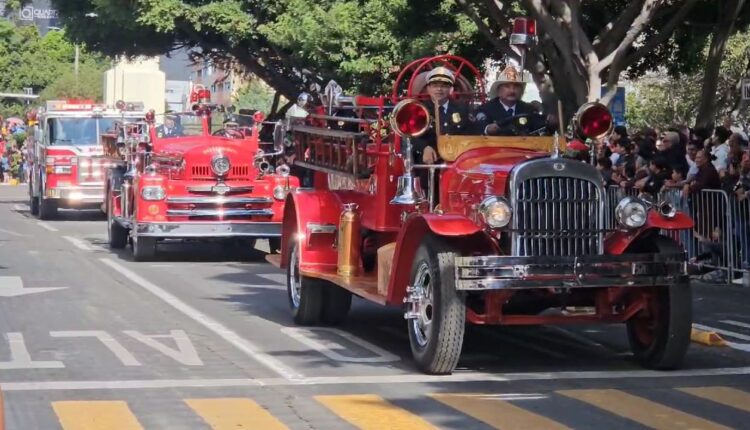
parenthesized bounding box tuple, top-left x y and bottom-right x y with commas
(39, 63, 108, 102)
(0, 20, 108, 117)
(233, 79, 278, 114)
(626, 32, 750, 129)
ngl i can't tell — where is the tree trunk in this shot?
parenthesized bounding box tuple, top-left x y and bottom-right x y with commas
(695, 0, 747, 129)
(269, 91, 282, 119)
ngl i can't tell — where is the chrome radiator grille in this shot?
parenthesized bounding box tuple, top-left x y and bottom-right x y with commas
(513, 176, 602, 257)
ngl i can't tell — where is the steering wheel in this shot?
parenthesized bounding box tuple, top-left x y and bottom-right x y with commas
(212, 129, 245, 139)
(492, 113, 548, 137)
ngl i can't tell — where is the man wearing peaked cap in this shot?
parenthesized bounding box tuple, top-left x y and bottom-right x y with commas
(476, 64, 547, 136)
(412, 66, 472, 166)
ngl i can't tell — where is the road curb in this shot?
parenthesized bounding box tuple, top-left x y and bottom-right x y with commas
(691, 327, 727, 347)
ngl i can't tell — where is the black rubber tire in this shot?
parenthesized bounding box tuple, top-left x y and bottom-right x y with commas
(287, 241, 326, 325)
(107, 200, 128, 250)
(407, 236, 465, 375)
(39, 196, 57, 220)
(268, 237, 282, 254)
(28, 182, 39, 216)
(132, 235, 156, 262)
(626, 235, 692, 370)
(321, 285, 352, 325)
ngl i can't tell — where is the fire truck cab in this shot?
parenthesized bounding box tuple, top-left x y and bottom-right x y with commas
(271, 21, 693, 375)
(27, 100, 146, 219)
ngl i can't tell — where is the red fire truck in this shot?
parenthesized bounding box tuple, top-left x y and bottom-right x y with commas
(104, 87, 297, 261)
(27, 100, 146, 219)
(270, 22, 693, 374)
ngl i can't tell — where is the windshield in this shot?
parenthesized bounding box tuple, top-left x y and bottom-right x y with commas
(153, 112, 206, 139)
(48, 117, 119, 146)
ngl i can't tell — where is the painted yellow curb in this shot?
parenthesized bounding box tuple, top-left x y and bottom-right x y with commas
(691, 327, 727, 346)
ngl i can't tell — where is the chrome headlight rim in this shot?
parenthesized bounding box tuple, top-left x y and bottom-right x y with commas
(140, 185, 166, 201)
(479, 196, 512, 228)
(273, 184, 287, 201)
(211, 154, 231, 177)
(615, 196, 648, 229)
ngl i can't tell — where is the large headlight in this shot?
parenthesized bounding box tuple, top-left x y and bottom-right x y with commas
(141, 186, 165, 201)
(615, 196, 648, 228)
(273, 185, 287, 201)
(479, 196, 512, 228)
(211, 155, 231, 177)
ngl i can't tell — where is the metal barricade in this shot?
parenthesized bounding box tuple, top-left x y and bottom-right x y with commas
(730, 194, 750, 275)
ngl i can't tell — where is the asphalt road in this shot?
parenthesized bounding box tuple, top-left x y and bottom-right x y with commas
(1, 184, 750, 429)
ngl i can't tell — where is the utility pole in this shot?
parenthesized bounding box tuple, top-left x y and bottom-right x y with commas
(75, 44, 80, 88)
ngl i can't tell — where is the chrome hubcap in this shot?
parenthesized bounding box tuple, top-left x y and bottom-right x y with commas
(406, 262, 433, 348)
(290, 245, 302, 308)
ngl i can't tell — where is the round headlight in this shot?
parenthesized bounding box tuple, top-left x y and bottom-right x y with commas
(615, 196, 648, 228)
(273, 185, 287, 201)
(141, 186, 165, 201)
(211, 155, 231, 177)
(479, 196, 512, 228)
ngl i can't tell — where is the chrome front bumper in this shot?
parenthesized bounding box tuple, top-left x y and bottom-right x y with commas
(46, 186, 105, 204)
(135, 221, 281, 238)
(454, 252, 687, 291)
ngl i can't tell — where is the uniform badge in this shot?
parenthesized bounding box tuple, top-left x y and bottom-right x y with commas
(518, 117, 528, 125)
(157, 132, 163, 138)
(452, 112, 461, 124)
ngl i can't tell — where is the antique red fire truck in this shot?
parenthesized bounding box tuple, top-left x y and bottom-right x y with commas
(270, 23, 693, 374)
(104, 86, 297, 261)
(26, 100, 146, 219)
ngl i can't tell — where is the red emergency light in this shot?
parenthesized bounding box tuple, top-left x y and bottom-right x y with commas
(253, 111, 266, 123)
(510, 17, 537, 46)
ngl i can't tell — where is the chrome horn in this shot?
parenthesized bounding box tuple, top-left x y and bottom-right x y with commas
(657, 201, 677, 218)
(276, 164, 291, 177)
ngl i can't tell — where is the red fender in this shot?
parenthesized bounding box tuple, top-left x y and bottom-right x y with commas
(605, 211, 693, 255)
(280, 190, 342, 270)
(385, 214, 496, 306)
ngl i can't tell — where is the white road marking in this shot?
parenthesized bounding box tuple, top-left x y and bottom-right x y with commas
(62, 236, 95, 252)
(242, 284, 285, 290)
(123, 330, 203, 366)
(27, 251, 39, 255)
(257, 273, 286, 284)
(36, 221, 58, 232)
(281, 327, 400, 363)
(693, 323, 750, 342)
(50, 330, 141, 366)
(721, 320, 750, 330)
(100, 258, 303, 380)
(0, 276, 67, 297)
(12, 204, 27, 211)
(726, 342, 750, 352)
(5, 365, 750, 391)
(0, 228, 27, 237)
(0, 333, 65, 370)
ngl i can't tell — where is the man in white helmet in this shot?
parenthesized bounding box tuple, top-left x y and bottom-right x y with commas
(412, 66, 472, 165)
(476, 65, 547, 136)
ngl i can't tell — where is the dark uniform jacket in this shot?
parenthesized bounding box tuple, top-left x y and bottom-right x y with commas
(476, 98, 545, 135)
(154, 125, 184, 138)
(411, 99, 472, 162)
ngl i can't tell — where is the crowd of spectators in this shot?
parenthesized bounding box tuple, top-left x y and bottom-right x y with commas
(0, 115, 28, 184)
(591, 118, 750, 282)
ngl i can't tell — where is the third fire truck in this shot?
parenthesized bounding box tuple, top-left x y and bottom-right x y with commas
(27, 100, 146, 219)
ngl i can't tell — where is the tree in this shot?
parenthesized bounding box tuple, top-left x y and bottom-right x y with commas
(0, 20, 108, 117)
(233, 79, 279, 113)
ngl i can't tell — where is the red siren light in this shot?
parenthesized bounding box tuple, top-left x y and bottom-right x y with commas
(510, 17, 537, 45)
(145, 110, 156, 123)
(390, 99, 430, 138)
(575, 102, 614, 139)
(253, 111, 266, 123)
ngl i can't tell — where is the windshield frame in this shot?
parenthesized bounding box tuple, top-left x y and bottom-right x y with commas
(45, 114, 144, 147)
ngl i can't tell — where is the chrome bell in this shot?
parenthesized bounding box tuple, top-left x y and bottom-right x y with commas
(390, 173, 425, 205)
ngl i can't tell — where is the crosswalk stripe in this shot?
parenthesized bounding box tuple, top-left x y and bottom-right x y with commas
(52, 401, 143, 430)
(678, 386, 750, 413)
(558, 389, 731, 430)
(185, 398, 288, 430)
(432, 393, 571, 430)
(315, 394, 439, 430)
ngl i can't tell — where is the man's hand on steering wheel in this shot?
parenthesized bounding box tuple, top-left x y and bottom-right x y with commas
(212, 129, 244, 139)
(487, 112, 547, 136)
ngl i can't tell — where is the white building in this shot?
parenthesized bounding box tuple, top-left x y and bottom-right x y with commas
(103, 57, 166, 114)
